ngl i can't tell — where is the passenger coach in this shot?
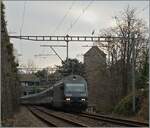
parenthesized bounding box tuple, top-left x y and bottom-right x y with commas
(21, 75, 88, 111)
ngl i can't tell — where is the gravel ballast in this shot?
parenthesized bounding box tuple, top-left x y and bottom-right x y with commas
(13, 106, 48, 127)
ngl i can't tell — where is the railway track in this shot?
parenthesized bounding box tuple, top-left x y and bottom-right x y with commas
(28, 106, 149, 127)
(28, 106, 88, 127)
(80, 112, 149, 127)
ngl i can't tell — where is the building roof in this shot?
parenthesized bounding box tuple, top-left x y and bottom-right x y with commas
(20, 74, 40, 82)
(84, 46, 106, 57)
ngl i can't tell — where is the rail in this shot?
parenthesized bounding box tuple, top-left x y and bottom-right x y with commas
(28, 106, 88, 127)
(80, 112, 149, 127)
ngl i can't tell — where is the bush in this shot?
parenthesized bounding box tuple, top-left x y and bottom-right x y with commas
(113, 89, 149, 116)
(113, 93, 141, 116)
(137, 97, 149, 121)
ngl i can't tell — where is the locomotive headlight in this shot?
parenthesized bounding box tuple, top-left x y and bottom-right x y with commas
(81, 98, 85, 101)
(66, 98, 70, 101)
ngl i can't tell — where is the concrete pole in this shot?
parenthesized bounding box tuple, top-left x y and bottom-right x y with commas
(131, 34, 136, 113)
(66, 34, 69, 65)
(46, 68, 48, 83)
(66, 41, 69, 62)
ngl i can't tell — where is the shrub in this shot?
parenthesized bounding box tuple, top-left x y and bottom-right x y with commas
(113, 93, 141, 116)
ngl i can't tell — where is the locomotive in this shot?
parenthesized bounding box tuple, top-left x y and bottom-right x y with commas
(21, 75, 88, 111)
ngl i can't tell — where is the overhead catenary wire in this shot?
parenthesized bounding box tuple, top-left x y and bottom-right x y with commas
(51, 1, 76, 63)
(94, 5, 149, 38)
(136, 5, 149, 15)
(20, 1, 27, 36)
(66, 0, 94, 34)
(19, 1, 27, 65)
(53, 1, 76, 35)
(43, 2, 76, 65)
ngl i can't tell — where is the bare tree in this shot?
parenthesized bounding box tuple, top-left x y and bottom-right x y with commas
(98, 5, 148, 97)
(26, 59, 37, 74)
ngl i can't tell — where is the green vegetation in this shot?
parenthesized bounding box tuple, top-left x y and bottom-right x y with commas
(136, 48, 149, 89)
(98, 6, 149, 120)
(35, 58, 85, 82)
(136, 97, 149, 121)
(1, 2, 20, 126)
(57, 58, 85, 77)
(35, 69, 48, 81)
(113, 94, 139, 116)
(113, 47, 149, 118)
(113, 89, 148, 117)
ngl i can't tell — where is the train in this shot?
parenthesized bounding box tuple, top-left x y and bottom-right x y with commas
(21, 75, 88, 111)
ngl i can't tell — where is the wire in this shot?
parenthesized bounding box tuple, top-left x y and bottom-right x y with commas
(20, 1, 27, 36)
(51, 1, 76, 61)
(66, 0, 94, 34)
(140, 5, 149, 13)
(53, 1, 76, 35)
(19, 1, 27, 64)
(135, 5, 149, 15)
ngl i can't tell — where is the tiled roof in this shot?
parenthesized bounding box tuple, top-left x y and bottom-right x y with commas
(84, 46, 106, 57)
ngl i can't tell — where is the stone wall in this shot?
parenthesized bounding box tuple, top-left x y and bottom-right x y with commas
(1, 3, 21, 125)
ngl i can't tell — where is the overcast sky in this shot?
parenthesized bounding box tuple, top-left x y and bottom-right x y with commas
(4, 1, 149, 68)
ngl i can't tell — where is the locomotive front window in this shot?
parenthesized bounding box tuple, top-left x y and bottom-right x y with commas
(65, 83, 85, 93)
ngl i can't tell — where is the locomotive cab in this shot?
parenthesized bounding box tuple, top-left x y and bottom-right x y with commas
(63, 75, 88, 110)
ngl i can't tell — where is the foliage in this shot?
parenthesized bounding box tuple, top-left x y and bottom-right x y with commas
(35, 69, 47, 81)
(136, 47, 149, 89)
(57, 58, 85, 77)
(113, 89, 148, 116)
(34, 58, 84, 84)
(136, 97, 149, 121)
(6, 43, 13, 54)
(1, 2, 20, 125)
(1, 2, 5, 21)
(113, 94, 139, 116)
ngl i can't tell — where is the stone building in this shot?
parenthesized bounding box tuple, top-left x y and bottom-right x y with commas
(84, 46, 112, 112)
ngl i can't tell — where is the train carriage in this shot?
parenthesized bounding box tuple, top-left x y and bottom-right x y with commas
(21, 75, 88, 111)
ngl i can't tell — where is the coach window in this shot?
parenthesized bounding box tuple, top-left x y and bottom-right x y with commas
(52, 90, 54, 96)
